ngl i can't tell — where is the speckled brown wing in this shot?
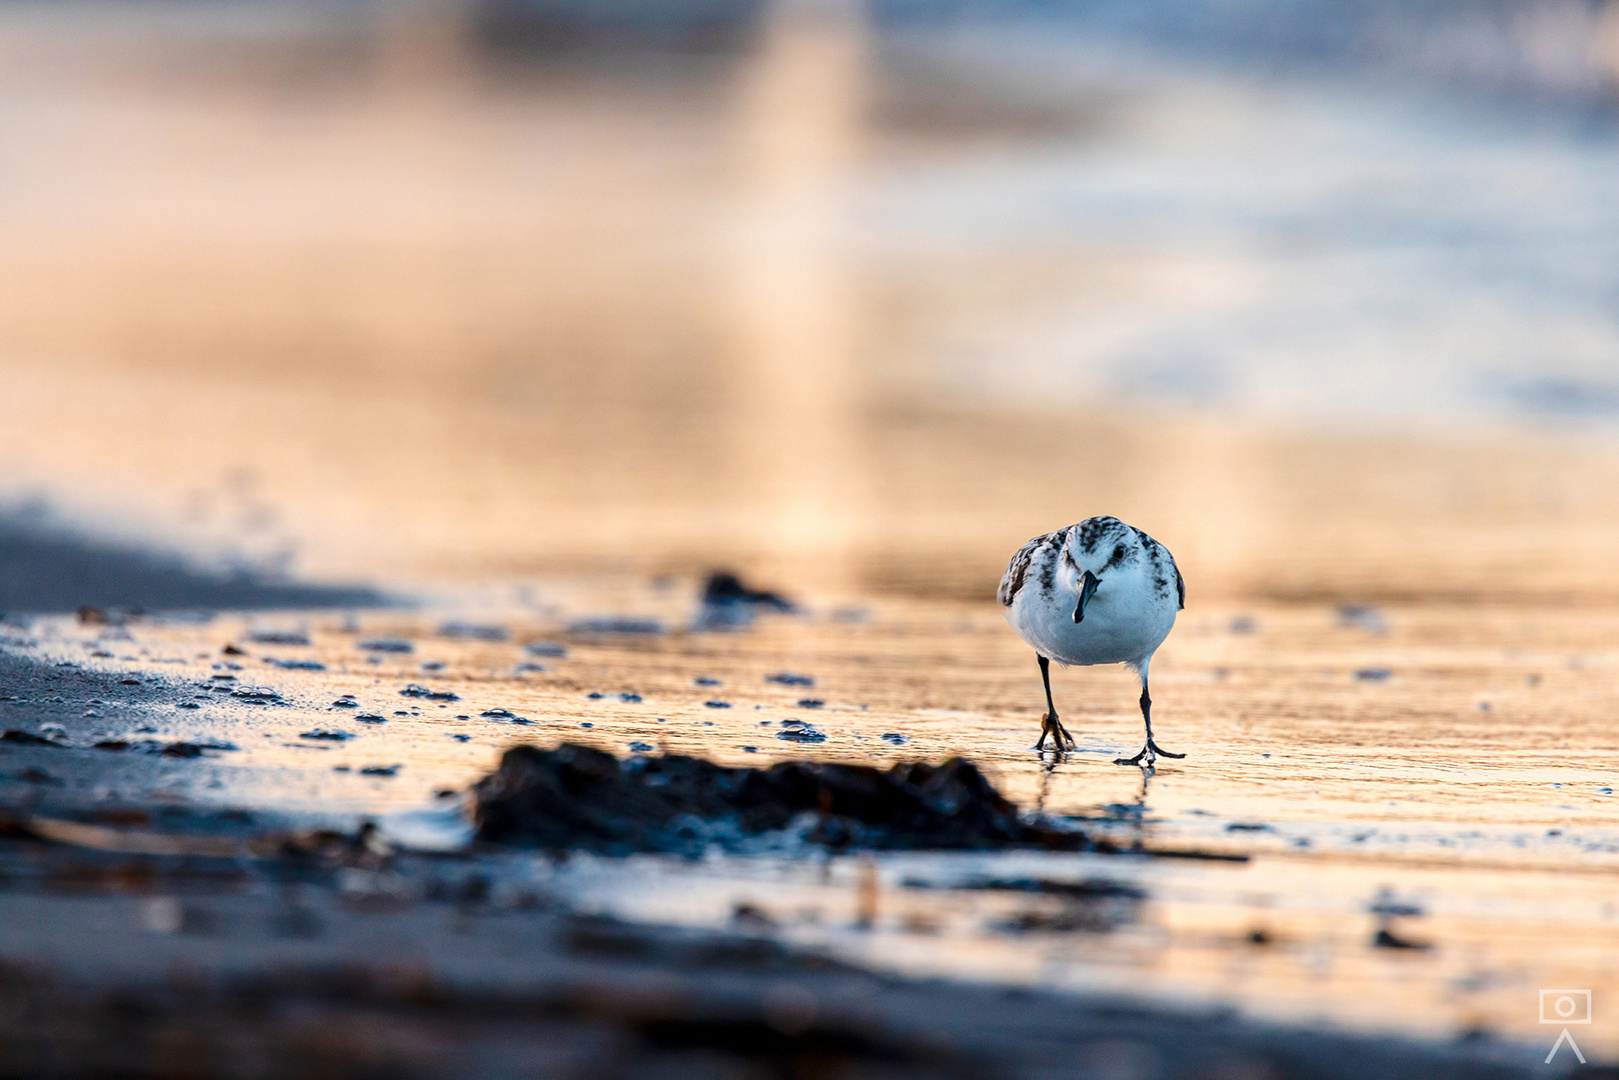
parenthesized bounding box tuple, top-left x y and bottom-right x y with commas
(997, 533, 1050, 607)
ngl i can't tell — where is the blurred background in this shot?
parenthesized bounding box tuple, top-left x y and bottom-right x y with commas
(2, 0, 1619, 606)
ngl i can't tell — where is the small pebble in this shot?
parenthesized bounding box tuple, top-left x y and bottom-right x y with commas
(627, 741, 654, 752)
(881, 733, 907, 745)
(764, 672, 814, 688)
(249, 631, 310, 646)
(695, 677, 721, 687)
(438, 622, 507, 642)
(450, 734, 471, 742)
(400, 684, 458, 702)
(568, 617, 663, 635)
(704, 701, 731, 709)
(579, 722, 595, 729)
(796, 698, 824, 709)
(1337, 604, 1387, 634)
(776, 725, 826, 744)
(619, 693, 643, 703)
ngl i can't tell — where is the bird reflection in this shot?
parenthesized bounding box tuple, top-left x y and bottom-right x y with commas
(1036, 756, 1155, 851)
(1035, 750, 1062, 816)
(1125, 766, 1152, 851)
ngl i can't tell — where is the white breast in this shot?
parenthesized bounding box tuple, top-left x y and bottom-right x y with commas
(1007, 557, 1177, 668)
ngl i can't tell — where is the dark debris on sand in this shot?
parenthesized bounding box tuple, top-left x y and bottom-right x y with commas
(473, 743, 1092, 854)
(692, 570, 796, 630)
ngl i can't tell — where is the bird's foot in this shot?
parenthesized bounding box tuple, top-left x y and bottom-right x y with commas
(1150, 739, 1186, 760)
(1113, 739, 1184, 767)
(1033, 713, 1076, 753)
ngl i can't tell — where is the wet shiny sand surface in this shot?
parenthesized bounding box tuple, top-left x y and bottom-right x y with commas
(6, 592, 1615, 1057)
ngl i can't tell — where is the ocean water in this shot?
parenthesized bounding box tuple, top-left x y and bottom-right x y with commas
(856, 22, 1619, 428)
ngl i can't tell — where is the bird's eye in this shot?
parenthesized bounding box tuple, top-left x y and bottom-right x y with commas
(1112, 544, 1125, 562)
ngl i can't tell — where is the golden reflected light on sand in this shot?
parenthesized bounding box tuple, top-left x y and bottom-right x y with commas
(726, 0, 871, 591)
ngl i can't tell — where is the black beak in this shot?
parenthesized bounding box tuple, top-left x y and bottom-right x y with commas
(1073, 570, 1101, 623)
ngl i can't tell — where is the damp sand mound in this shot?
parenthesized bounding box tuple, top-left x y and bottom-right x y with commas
(473, 743, 1090, 853)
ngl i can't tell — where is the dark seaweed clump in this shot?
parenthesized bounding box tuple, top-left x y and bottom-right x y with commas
(473, 743, 1088, 854)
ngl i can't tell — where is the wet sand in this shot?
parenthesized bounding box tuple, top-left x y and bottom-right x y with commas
(0, 587, 1614, 1069)
(0, 876, 1532, 1079)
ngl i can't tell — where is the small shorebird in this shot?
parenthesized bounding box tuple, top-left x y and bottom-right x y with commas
(998, 516, 1185, 765)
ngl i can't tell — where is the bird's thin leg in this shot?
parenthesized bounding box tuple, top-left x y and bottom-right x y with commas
(1114, 674, 1184, 766)
(1035, 655, 1076, 752)
(1142, 681, 1184, 760)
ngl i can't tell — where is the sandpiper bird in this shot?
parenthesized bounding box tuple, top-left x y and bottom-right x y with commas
(998, 516, 1185, 765)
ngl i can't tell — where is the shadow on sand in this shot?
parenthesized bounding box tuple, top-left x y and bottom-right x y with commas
(0, 510, 384, 614)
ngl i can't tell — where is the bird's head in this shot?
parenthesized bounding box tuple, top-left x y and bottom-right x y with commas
(1061, 517, 1141, 622)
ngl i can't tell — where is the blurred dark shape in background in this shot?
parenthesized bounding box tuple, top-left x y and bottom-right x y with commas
(0, 0, 1617, 604)
(477, 0, 765, 53)
(0, 502, 382, 613)
(469, 0, 1619, 101)
(694, 569, 795, 627)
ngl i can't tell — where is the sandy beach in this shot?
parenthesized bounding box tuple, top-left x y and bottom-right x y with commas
(0, 581, 1615, 1073)
(2, 2, 1618, 1075)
